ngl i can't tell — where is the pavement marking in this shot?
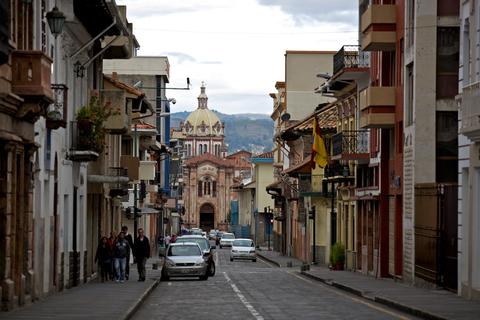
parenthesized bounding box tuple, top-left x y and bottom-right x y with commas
(223, 272, 264, 320)
(287, 271, 411, 320)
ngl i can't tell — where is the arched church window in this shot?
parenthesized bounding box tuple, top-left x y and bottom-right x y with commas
(199, 144, 203, 155)
(212, 181, 217, 197)
(204, 143, 208, 153)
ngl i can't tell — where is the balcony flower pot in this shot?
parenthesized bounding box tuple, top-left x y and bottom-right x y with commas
(75, 95, 118, 153)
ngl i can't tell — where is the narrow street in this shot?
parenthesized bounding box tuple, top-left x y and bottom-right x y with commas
(133, 246, 416, 320)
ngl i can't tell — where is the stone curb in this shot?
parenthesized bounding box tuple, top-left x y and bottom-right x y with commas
(123, 269, 162, 320)
(256, 252, 282, 267)
(301, 271, 449, 320)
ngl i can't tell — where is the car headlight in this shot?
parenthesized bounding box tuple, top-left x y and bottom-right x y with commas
(166, 259, 175, 266)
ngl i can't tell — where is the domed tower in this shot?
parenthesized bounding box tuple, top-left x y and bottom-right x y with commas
(182, 83, 226, 158)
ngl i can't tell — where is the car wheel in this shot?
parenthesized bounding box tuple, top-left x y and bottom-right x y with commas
(209, 263, 216, 276)
(220, 245, 222, 249)
(199, 274, 208, 281)
(252, 259, 257, 262)
(230, 257, 233, 262)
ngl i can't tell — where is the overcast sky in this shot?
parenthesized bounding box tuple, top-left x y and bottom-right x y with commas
(116, 0, 358, 114)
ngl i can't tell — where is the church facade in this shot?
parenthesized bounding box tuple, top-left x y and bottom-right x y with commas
(180, 84, 234, 231)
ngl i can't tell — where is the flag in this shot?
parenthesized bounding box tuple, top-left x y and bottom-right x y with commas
(311, 117, 328, 168)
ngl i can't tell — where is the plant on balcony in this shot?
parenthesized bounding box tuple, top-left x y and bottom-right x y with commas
(75, 95, 117, 153)
(329, 242, 345, 270)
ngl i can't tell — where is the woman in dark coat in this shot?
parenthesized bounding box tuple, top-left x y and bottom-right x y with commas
(95, 236, 112, 282)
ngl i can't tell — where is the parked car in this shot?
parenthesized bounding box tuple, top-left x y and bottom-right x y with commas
(161, 242, 209, 281)
(191, 228, 203, 236)
(175, 235, 216, 276)
(219, 233, 235, 248)
(230, 239, 256, 262)
(208, 230, 217, 240)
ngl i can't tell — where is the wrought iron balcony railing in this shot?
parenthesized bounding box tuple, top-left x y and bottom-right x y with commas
(332, 130, 369, 160)
(333, 45, 370, 75)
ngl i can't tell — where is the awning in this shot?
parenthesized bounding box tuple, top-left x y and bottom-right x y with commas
(140, 207, 160, 214)
(282, 158, 312, 177)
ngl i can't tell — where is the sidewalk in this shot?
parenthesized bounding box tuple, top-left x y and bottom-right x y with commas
(257, 248, 303, 268)
(258, 250, 480, 320)
(1, 260, 163, 320)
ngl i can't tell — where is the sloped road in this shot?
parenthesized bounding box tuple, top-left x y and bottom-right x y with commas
(132, 247, 417, 320)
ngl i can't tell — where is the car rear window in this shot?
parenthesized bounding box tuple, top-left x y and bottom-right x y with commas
(222, 234, 234, 239)
(233, 239, 253, 247)
(176, 238, 208, 250)
(168, 245, 201, 256)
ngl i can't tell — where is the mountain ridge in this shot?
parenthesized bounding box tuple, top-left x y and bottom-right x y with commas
(170, 111, 274, 154)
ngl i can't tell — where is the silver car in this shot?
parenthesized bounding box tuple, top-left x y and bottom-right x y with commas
(219, 232, 235, 248)
(161, 243, 209, 280)
(230, 239, 256, 262)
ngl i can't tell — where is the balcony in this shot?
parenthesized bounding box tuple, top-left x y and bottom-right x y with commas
(68, 121, 100, 162)
(139, 160, 156, 180)
(359, 86, 396, 128)
(332, 130, 369, 161)
(298, 174, 332, 197)
(460, 81, 480, 141)
(11, 51, 54, 119)
(333, 45, 370, 77)
(360, 4, 396, 51)
(107, 167, 129, 197)
(120, 155, 140, 181)
(46, 84, 68, 130)
(101, 89, 130, 134)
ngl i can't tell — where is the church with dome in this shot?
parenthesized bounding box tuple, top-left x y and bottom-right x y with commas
(177, 83, 236, 231)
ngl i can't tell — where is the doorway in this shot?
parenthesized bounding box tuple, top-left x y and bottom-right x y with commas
(199, 203, 215, 231)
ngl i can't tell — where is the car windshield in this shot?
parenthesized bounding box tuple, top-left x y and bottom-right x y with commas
(176, 238, 209, 250)
(222, 234, 234, 239)
(168, 245, 201, 256)
(233, 239, 253, 247)
(191, 230, 202, 235)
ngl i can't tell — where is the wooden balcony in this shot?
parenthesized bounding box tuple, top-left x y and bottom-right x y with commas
(359, 86, 396, 128)
(46, 84, 68, 130)
(360, 4, 396, 52)
(11, 50, 54, 120)
(460, 81, 480, 141)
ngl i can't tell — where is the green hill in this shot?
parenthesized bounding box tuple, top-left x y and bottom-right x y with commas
(170, 111, 274, 154)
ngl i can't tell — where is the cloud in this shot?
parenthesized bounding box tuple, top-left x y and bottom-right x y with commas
(257, 0, 357, 26)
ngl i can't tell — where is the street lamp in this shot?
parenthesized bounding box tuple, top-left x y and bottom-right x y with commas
(46, 6, 66, 38)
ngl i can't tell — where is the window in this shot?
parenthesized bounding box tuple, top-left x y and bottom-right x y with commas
(407, 0, 415, 48)
(436, 111, 458, 183)
(463, 19, 470, 86)
(436, 27, 459, 99)
(405, 63, 414, 126)
(199, 144, 203, 155)
(204, 144, 208, 153)
(198, 181, 203, 197)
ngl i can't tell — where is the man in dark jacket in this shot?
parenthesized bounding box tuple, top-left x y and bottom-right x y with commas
(134, 228, 150, 281)
(121, 226, 134, 280)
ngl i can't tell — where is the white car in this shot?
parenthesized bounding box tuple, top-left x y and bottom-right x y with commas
(230, 239, 256, 262)
(219, 233, 235, 248)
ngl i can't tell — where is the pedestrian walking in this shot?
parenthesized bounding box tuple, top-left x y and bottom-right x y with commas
(165, 234, 171, 245)
(113, 231, 130, 283)
(95, 236, 112, 282)
(121, 226, 134, 280)
(108, 231, 117, 280)
(134, 228, 150, 281)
